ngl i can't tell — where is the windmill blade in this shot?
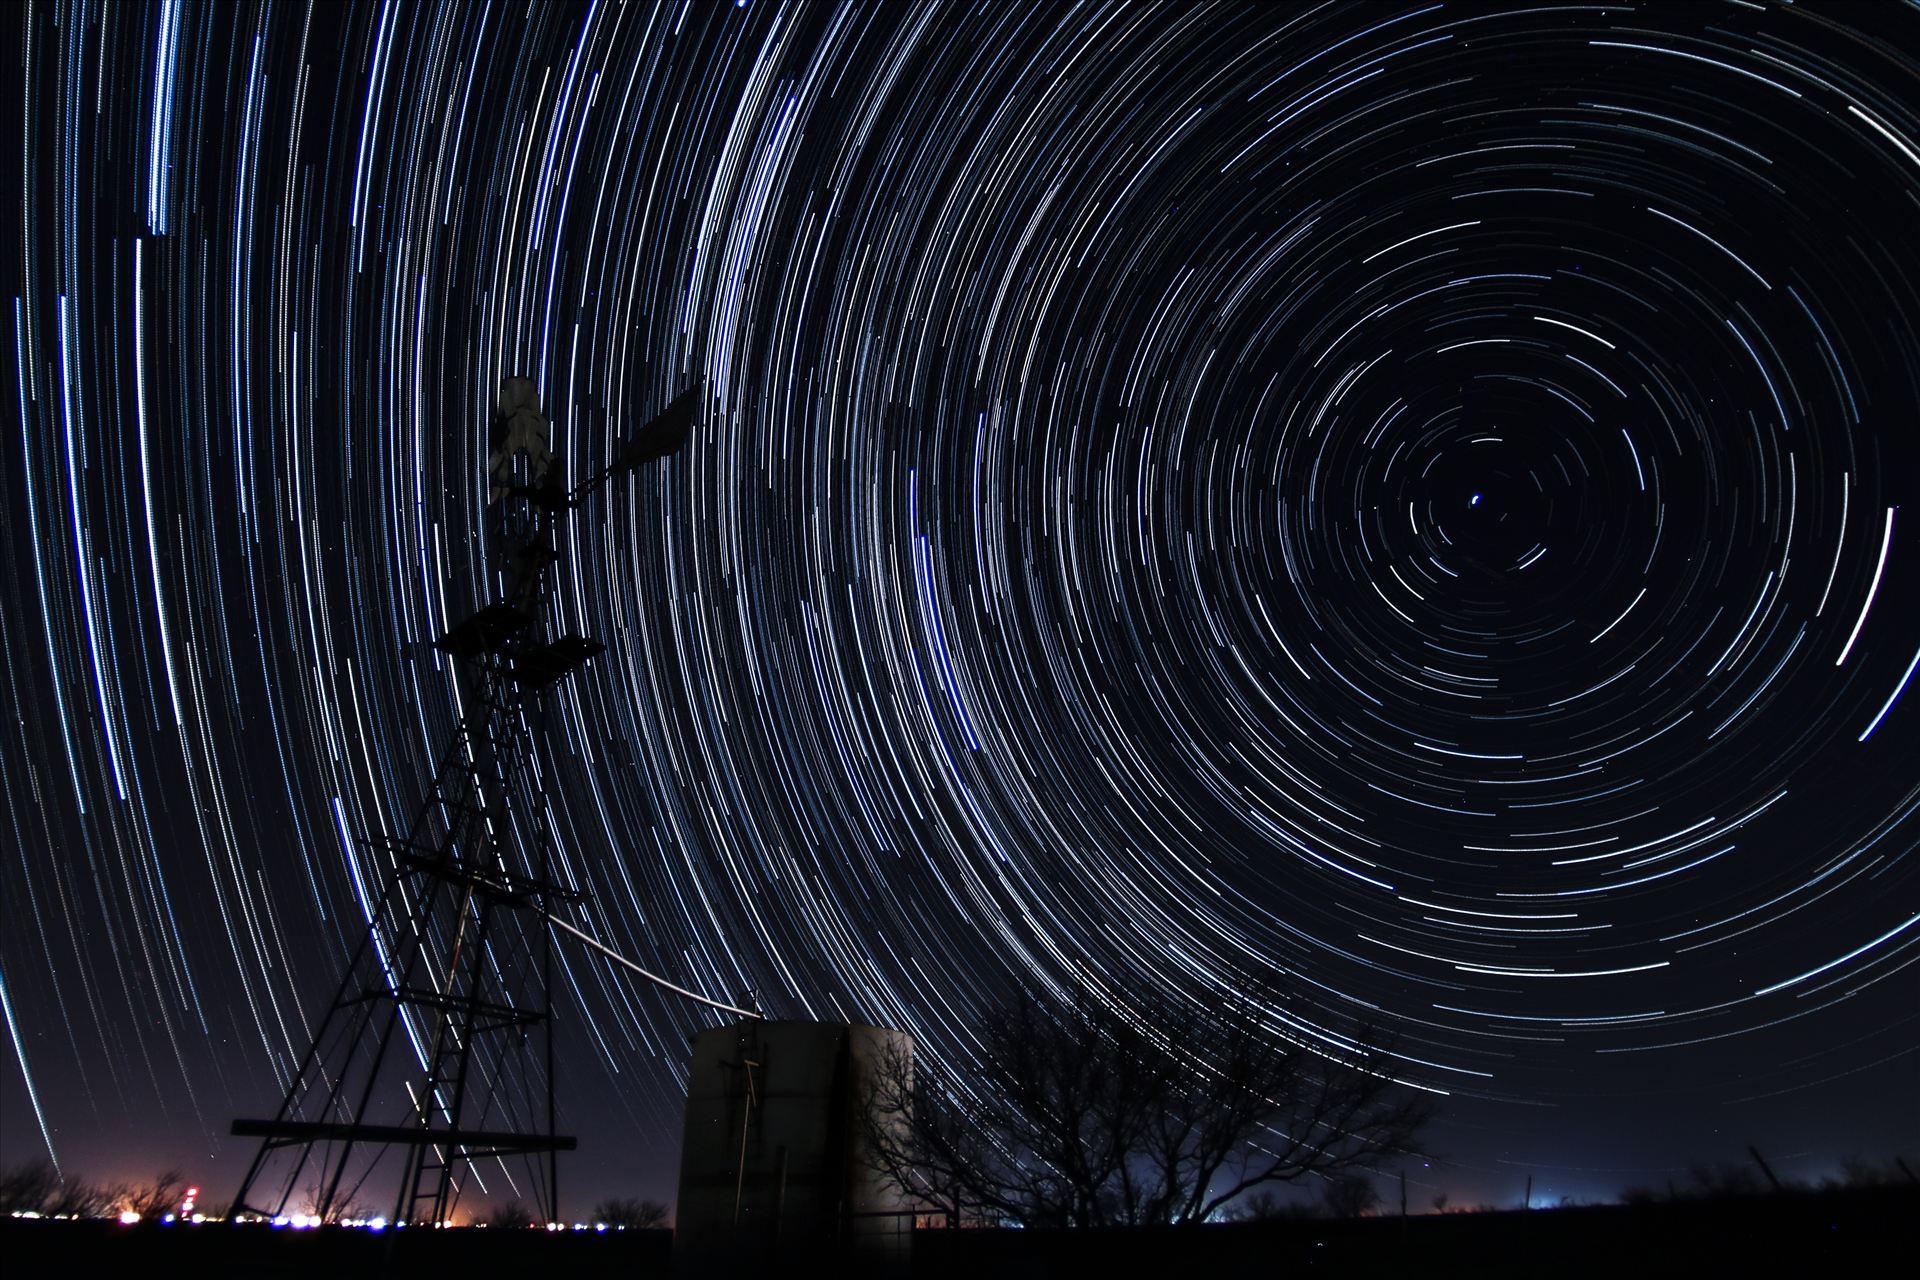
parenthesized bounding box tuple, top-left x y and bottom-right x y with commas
(614, 385, 700, 473)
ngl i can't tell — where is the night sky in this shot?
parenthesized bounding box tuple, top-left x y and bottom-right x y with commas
(6, 0, 1919, 1217)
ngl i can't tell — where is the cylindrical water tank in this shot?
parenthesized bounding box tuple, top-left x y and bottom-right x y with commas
(675, 1020, 914, 1258)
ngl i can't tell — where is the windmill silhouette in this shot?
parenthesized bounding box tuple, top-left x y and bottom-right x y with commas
(229, 380, 698, 1227)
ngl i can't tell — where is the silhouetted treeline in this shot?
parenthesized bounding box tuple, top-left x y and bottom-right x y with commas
(0, 1161, 193, 1219)
(1618, 1154, 1916, 1205)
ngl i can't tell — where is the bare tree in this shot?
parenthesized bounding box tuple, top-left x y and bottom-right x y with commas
(1227, 1189, 1284, 1221)
(1223, 1188, 1320, 1222)
(1, 1160, 125, 1218)
(1834, 1156, 1904, 1190)
(46, 1177, 114, 1218)
(483, 1199, 537, 1229)
(1687, 1163, 1761, 1198)
(861, 988, 1433, 1228)
(1321, 1172, 1380, 1219)
(109, 1170, 185, 1219)
(297, 1182, 370, 1224)
(591, 1196, 668, 1228)
(0, 1161, 61, 1214)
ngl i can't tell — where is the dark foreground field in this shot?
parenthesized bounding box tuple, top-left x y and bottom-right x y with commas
(912, 1186, 1919, 1279)
(3, 1185, 1913, 1278)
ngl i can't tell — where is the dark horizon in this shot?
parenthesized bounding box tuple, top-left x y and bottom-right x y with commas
(6, 0, 1917, 1220)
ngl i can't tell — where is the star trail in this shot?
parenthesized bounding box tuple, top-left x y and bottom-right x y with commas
(6, 0, 1919, 1208)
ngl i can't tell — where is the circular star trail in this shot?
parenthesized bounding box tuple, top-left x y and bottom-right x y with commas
(8, 1, 1919, 1200)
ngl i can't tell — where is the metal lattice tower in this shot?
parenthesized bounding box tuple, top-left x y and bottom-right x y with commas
(229, 380, 696, 1227)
